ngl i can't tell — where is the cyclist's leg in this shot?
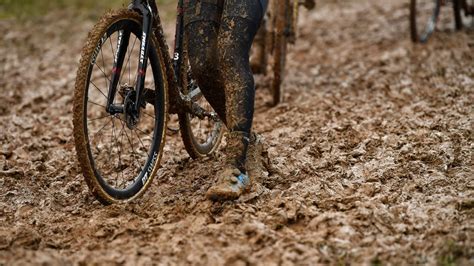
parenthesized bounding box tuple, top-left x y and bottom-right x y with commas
(218, 0, 266, 168)
(184, 0, 227, 124)
(206, 0, 267, 201)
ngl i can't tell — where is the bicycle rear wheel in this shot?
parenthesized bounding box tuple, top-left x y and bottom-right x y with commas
(73, 10, 167, 204)
(178, 41, 224, 159)
(270, 0, 290, 107)
(250, 20, 268, 75)
(410, 0, 441, 43)
(454, 0, 464, 29)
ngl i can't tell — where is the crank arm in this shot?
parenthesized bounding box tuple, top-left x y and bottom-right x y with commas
(141, 87, 205, 119)
(188, 86, 202, 101)
(190, 102, 219, 121)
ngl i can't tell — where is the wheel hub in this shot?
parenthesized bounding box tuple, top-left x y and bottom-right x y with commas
(123, 89, 139, 130)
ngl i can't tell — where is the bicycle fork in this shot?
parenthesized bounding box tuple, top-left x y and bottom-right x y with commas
(106, 0, 155, 129)
(105, 0, 218, 124)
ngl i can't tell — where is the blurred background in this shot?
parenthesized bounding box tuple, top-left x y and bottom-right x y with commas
(0, 0, 124, 19)
(0, 0, 177, 19)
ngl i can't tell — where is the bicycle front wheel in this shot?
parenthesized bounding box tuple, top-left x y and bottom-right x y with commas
(73, 10, 168, 204)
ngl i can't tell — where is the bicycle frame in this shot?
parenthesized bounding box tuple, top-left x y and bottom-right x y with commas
(105, 0, 200, 124)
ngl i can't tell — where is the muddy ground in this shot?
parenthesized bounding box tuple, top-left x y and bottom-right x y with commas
(0, 0, 473, 264)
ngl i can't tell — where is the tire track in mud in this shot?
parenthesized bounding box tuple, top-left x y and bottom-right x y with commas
(0, 0, 473, 264)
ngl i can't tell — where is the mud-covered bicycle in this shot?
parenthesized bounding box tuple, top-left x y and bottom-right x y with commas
(251, 0, 315, 106)
(410, 0, 473, 43)
(73, 0, 224, 204)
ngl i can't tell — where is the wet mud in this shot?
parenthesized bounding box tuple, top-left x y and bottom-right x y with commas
(0, 0, 473, 264)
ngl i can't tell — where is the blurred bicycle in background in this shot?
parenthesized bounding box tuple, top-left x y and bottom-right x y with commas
(410, 0, 473, 43)
(251, 0, 316, 106)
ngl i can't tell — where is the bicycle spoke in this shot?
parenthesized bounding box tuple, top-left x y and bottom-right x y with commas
(111, 117, 121, 187)
(90, 80, 107, 99)
(100, 46, 109, 87)
(119, 33, 137, 87)
(134, 126, 151, 137)
(123, 127, 141, 185)
(88, 100, 107, 109)
(124, 130, 141, 187)
(113, 115, 152, 137)
(89, 118, 113, 149)
(133, 129, 149, 156)
(109, 37, 116, 63)
(117, 119, 128, 187)
(94, 62, 111, 84)
(88, 114, 112, 122)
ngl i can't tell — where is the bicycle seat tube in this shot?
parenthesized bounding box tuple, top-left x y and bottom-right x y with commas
(168, 0, 204, 115)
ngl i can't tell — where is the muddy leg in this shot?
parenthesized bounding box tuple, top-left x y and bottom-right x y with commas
(185, 21, 228, 125)
(217, 15, 262, 167)
(206, 0, 266, 201)
(184, 0, 227, 124)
